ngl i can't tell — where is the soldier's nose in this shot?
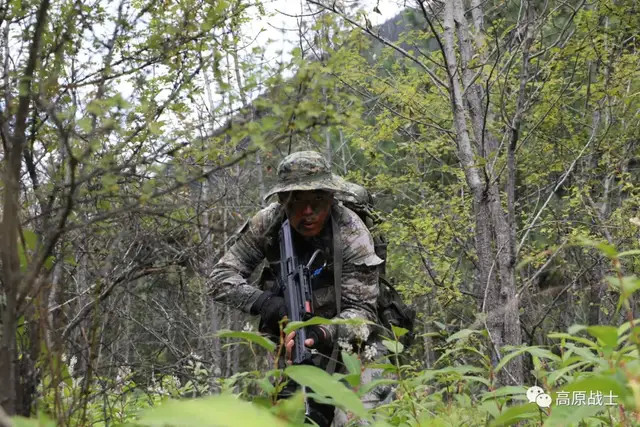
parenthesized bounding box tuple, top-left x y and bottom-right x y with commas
(302, 204, 313, 215)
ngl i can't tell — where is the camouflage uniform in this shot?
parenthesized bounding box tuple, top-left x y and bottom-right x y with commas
(207, 201, 382, 356)
(207, 151, 389, 426)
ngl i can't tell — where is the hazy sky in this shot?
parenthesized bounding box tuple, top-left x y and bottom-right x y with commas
(164, 0, 409, 136)
(246, 0, 406, 65)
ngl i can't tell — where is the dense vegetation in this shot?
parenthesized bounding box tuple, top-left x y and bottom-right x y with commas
(0, 0, 639, 425)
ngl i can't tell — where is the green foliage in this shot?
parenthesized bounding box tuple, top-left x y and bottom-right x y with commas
(216, 329, 277, 353)
(9, 0, 640, 425)
(285, 365, 369, 419)
(24, 277, 640, 426)
(138, 394, 289, 427)
(283, 316, 373, 334)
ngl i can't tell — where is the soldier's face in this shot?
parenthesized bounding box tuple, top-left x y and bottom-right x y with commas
(279, 190, 333, 237)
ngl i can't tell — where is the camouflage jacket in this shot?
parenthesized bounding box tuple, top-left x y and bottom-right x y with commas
(207, 202, 383, 345)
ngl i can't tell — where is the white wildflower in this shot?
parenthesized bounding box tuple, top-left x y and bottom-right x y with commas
(242, 321, 254, 332)
(149, 382, 168, 396)
(69, 355, 77, 373)
(116, 366, 131, 383)
(352, 324, 370, 342)
(338, 338, 352, 353)
(363, 344, 378, 361)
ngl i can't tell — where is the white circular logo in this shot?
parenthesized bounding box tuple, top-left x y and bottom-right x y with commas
(535, 393, 552, 408)
(526, 386, 545, 404)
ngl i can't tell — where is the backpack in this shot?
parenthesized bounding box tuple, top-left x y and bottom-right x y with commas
(336, 183, 416, 345)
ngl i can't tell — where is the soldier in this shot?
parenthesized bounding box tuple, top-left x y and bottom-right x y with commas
(208, 151, 383, 426)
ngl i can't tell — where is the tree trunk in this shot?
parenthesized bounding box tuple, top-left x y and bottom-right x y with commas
(441, 0, 523, 385)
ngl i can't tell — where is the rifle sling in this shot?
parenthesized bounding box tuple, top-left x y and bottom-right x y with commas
(327, 208, 342, 374)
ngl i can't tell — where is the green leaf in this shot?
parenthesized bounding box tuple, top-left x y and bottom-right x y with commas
(617, 320, 633, 337)
(617, 249, 640, 258)
(606, 276, 640, 298)
(586, 326, 618, 349)
(86, 101, 103, 116)
(567, 324, 587, 335)
(148, 121, 163, 135)
(547, 361, 590, 386)
(411, 365, 483, 387)
(496, 346, 559, 373)
(367, 363, 396, 372)
(368, 421, 394, 427)
(22, 229, 38, 250)
(77, 117, 92, 133)
(270, 391, 305, 425)
(216, 330, 276, 352)
(477, 400, 501, 418)
(548, 332, 598, 348)
(481, 385, 528, 401)
(618, 249, 640, 258)
(12, 415, 56, 427)
(381, 339, 404, 354)
(391, 325, 408, 338)
(446, 328, 485, 343)
(44, 255, 55, 270)
(138, 394, 288, 426)
(489, 402, 540, 427)
(617, 323, 640, 346)
(461, 375, 491, 386)
(433, 320, 447, 330)
(576, 237, 617, 258)
(543, 403, 605, 427)
(284, 316, 371, 334)
(434, 345, 490, 367)
(341, 351, 361, 378)
(434, 365, 484, 376)
(355, 378, 398, 398)
(285, 365, 369, 419)
(340, 373, 361, 388)
(254, 377, 275, 394)
(563, 343, 601, 364)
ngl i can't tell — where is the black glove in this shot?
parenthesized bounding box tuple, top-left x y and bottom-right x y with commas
(306, 325, 333, 354)
(251, 291, 287, 335)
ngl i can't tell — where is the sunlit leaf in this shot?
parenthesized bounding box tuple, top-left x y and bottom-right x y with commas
(446, 328, 486, 343)
(285, 365, 369, 419)
(139, 394, 288, 427)
(284, 316, 372, 334)
(489, 402, 540, 427)
(216, 330, 276, 352)
(381, 339, 404, 354)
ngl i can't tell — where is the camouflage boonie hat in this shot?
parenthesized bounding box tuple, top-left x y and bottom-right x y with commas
(264, 151, 354, 200)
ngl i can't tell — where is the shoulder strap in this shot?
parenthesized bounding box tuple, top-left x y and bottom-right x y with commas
(327, 206, 342, 374)
(332, 209, 342, 315)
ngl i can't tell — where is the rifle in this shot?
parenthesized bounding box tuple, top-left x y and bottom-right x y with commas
(278, 219, 323, 414)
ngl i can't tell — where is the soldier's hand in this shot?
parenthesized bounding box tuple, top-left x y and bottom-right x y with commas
(285, 331, 315, 365)
(306, 325, 332, 353)
(250, 291, 287, 334)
